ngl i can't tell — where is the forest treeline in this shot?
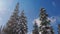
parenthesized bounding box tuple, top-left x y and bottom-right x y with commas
(0, 2, 60, 34)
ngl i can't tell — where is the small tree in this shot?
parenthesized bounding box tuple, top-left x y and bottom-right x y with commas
(32, 21, 39, 34)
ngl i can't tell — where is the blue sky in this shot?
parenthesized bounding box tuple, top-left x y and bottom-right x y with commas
(0, 0, 60, 34)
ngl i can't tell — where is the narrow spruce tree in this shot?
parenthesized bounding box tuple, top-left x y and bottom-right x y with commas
(3, 2, 19, 34)
(39, 8, 54, 34)
(58, 24, 60, 34)
(32, 21, 39, 34)
(19, 10, 28, 34)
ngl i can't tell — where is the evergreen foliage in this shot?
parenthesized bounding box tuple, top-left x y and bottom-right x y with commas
(32, 21, 39, 34)
(39, 8, 54, 34)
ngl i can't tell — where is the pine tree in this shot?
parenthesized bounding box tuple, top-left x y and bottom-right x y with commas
(18, 10, 28, 34)
(32, 21, 39, 34)
(58, 24, 60, 34)
(39, 8, 54, 34)
(3, 2, 19, 34)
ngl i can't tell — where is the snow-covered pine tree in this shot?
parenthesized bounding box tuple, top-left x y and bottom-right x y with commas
(58, 24, 60, 34)
(3, 2, 19, 34)
(18, 10, 28, 34)
(39, 8, 54, 34)
(32, 21, 39, 34)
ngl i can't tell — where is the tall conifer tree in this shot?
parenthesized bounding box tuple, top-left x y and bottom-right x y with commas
(3, 2, 19, 34)
(39, 8, 54, 34)
(19, 10, 28, 34)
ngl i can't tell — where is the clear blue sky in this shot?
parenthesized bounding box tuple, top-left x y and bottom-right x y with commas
(0, 0, 60, 34)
